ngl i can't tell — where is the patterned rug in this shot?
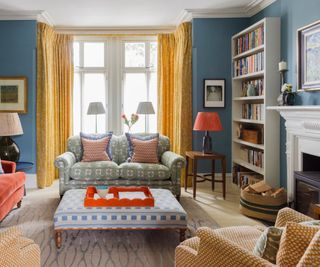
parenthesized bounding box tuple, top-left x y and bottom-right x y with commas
(0, 186, 219, 267)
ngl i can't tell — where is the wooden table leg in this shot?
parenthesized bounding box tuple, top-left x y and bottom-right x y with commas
(211, 160, 215, 191)
(193, 159, 197, 199)
(179, 229, 186, 242)
(185, 156, 189, 192)
(55, 230, 62, 249)
(222, 158, 226, 199)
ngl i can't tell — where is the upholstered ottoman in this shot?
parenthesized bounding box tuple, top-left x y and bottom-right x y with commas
(54, 188, 187, 248)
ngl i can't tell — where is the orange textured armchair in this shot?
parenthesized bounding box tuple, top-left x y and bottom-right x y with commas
(0, 160, 25, 221)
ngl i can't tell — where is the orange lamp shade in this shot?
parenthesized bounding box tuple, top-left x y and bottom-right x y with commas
(193, 112, 223, 132)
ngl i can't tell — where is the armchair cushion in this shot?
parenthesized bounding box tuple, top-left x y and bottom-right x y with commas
(277, 222, 320, 267)
(70, 161, 119, 180)
(119, 162, 170, 180)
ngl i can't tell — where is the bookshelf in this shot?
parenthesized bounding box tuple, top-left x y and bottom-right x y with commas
(232, 17, 280, 188)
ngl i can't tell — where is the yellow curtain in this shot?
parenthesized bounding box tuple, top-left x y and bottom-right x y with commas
(36, 23, 73, 188)
(157, 22, 192, 186)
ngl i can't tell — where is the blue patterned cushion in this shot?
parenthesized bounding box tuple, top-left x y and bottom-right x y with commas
(125, 133, 159, 161)
(0, 159, 4, 174)
(80, 132, 113, 160)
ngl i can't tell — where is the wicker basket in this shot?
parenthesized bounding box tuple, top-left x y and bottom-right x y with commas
(240, 187, 287, 222)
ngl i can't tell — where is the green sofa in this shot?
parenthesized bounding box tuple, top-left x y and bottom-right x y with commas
(54, 134, 185, 199)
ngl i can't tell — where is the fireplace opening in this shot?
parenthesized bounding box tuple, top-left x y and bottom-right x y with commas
(294, 153, 320, 218)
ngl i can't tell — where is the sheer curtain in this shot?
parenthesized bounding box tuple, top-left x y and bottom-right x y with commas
(37, 23, 73, 188)
(157, 22, 192, 186)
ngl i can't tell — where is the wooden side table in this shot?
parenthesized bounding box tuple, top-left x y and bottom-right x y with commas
(185, 151, 226, 199)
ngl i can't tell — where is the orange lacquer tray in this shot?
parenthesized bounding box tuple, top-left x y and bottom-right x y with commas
(84, 186, 155, 207)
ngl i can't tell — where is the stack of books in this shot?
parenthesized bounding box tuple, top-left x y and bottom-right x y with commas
(242, 103, 265, 120)
(240, 146, 264, 168)
(235, 25, 264, 55)
(241, 79, 264, 97)
(234, 52, 264, 77)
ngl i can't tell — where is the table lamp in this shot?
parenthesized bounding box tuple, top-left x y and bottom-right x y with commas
(136, 102, 155, 133)
(87, 102, 106, 133)
(0, 113, 24, 162)
(193, 112, 223, 154)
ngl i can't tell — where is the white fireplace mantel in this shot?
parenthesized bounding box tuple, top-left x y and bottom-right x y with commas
(268, 106, 320, 202)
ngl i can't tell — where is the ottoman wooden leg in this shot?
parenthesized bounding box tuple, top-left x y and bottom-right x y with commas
(17, 200, 22, 208)
(55, 230, 62, 249)
(179, 229, 186, 242)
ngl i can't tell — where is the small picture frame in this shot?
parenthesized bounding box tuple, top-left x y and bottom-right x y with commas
(0, 77, 27, 113)
(204, 79, 225, 108)
(297, 19, 320, 91)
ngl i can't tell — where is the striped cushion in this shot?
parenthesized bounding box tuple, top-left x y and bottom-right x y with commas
(81, 137, 111, 162)
(130, 138, 159, 163)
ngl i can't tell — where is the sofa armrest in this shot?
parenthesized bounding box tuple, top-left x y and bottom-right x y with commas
(54, 152, 76, 169)
(195, 227, 273, 267)
(275, 207, 313, 227)
(161, 151, 186, 170)
(1, 160, 16, 173)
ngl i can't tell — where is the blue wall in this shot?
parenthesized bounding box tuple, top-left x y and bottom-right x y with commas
(251, 0, 320, 187)
(0, 21, 37, 173)
(192, 18, 249, 172)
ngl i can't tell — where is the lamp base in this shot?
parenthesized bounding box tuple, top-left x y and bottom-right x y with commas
(0, 136, 20, 162)
(202, 131, 212, 154)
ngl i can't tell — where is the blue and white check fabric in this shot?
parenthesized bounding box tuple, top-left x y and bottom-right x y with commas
(54, 189, 187, 230)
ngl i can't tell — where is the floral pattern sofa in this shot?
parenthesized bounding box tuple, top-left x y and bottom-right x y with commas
(54, 134, 185, 198)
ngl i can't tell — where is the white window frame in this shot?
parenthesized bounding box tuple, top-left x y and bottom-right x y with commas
(73, 35, 157, 135)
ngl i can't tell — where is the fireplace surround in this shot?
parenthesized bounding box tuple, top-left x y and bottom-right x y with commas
(268, 106, 320, 204)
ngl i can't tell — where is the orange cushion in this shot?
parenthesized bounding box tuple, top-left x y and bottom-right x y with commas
(81, 137, 111, 162)
(277, 222, 320, 267)
(0, 172, 25, 207)
(131, 138, 159, 163)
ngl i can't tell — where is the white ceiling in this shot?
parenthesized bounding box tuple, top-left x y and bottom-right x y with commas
(0, 0, 273, 28)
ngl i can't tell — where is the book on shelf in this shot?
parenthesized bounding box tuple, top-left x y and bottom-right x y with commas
(232, 166, 263, 186)
(239, 146, 264, 168)
(234, 52, 264, 77)
(234, 25, 264, 55)
(241, 79, 264, 97)
(242, 103, 265, 120)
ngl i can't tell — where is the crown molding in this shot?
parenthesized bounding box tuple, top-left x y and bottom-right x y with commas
(55, 26, 176, 35)
(0, 10, 54, 25)
(175, 0, 278, 25)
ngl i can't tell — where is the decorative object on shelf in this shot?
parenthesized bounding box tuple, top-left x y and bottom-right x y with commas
(247, 83, 256, 96)
(203, 79, 225, 108)
(136, 101, 155, 133)
(0, 113, 23, 162)
(193, 112, 223, 154)
(278, 83, 295, 106)
(0, 77, 27, 113)
(121, 113, 139, 133)
(236, 124, 243, 139)
(278, 61, 288, 86)
(242, 129, 262, 144)
(298, 19, 320, 91)
(87, 102, 106, 133)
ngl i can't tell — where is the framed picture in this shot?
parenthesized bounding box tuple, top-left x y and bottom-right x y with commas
(0, 77, 27, 113)
(203, 79, 225, 108)
(297, 19, 320, 91)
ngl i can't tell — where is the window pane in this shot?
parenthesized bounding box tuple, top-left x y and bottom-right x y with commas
(150, 42, 157, 69)
(125, 43, 145, 67)
(73, 73, 81, 134)
(123, 73, 147, 133)
(83, 73, 106, 133)
(149, 72, 157, 133)
(73, 42, 80, 67)
(84, 42, 105, 67)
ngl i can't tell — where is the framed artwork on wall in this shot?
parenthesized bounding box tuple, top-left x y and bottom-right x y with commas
(203, 79, 225, 108)
(0, 77, 27, 113)
(297, 19, 320, 91)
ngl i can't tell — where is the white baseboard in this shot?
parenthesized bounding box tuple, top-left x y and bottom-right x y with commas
(25, 174, 37, 189)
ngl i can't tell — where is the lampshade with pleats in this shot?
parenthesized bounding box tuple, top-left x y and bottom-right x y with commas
(193, 112, 223, 132)
(0, 113, 23, 136)
(87, 102, 106, 115)
(136, 102, 155, 115)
